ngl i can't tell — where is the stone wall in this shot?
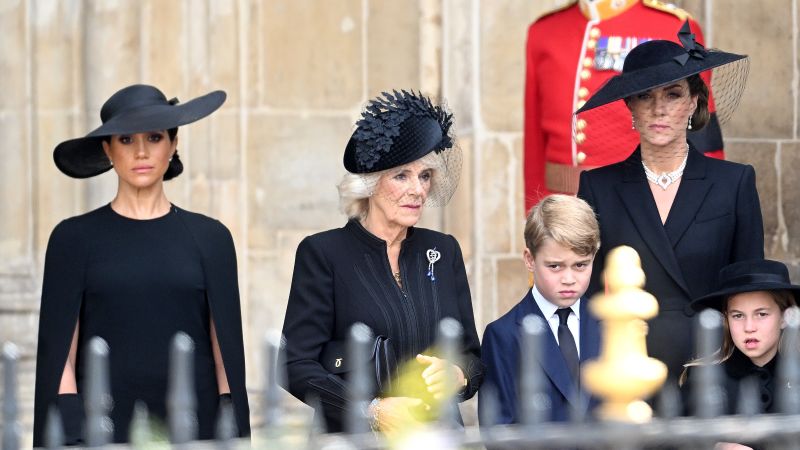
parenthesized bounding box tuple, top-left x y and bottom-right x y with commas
(0, 0, 797, 443)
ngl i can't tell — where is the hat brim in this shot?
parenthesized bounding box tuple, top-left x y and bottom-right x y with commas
(690, 282, 800, 312)
(575, 51, 747, 115)
(53, 90, 226, 178)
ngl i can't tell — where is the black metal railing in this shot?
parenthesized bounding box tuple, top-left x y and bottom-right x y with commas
(4, 311, 800, 449)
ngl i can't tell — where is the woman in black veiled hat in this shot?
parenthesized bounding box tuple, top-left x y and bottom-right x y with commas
(33, 85, 250, 445)
(576, 22, 764, 384)
(281, 90, 483, 434)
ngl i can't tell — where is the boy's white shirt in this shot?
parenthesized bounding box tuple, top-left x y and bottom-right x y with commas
(531, 285, 582, 357)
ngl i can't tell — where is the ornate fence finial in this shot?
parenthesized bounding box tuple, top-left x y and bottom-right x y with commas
(84, 337, 113, 446)
(2, 342, 21, 450)
(44, 405, 64, 449)
(168, 332, 197, 444)
(519, 315, 550, 427)
(693, 309, 725, 418)
(583, 246, 667, 423)
(779, 306, 800, 414)
(263, 330, 284, 441)
(346, 322, 374, 434)
(436, 317, 462, 429)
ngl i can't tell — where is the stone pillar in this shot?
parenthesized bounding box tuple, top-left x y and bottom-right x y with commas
(83, 0, 141, 209)
(0, 1, 35, 443)
(708, 0, 799, 275)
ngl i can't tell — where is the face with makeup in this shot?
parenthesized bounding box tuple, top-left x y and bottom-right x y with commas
(102, 130, 177, 190)
(627, 79, 698, 148)
(367, 158, 434, 230)
(726, 291, 785, 367)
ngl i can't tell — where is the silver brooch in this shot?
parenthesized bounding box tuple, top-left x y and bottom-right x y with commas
(426, 248, 441, 282)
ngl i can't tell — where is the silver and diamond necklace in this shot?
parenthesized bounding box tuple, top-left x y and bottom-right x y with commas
(642, 144, 689, 190)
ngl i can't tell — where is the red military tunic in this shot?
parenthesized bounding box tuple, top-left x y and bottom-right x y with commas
(523, 0, 724, 210)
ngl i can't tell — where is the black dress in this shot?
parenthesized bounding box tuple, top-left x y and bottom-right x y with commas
(281, 220, 484, 431)
(33, 204, 250, 445)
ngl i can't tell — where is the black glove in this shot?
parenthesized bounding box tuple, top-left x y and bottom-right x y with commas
(56, 393, 85, 445)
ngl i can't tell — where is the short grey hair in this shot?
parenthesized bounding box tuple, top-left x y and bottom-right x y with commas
(336, 151, 447, 219)
(336, 171, 382, 219)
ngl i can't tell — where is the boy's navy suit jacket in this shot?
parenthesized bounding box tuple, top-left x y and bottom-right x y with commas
(479, 290, 601, 424)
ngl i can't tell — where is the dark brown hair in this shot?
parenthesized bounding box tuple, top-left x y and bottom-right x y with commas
(687, 74, 710, 130)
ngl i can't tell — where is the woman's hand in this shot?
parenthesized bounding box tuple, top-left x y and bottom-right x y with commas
(369, 396, 428, 434)
(416, 354, 466, 400)
(714, 443, 753, 450)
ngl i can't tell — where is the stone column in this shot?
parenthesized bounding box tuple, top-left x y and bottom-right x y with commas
(0, 1, 35, 443)
(82, 0, 142, 209)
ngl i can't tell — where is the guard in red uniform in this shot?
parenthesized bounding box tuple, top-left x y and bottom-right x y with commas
(523, 0, 724, 210)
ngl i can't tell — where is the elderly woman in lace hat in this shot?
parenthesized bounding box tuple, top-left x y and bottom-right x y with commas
(281, 90, 483, 433)
(576, 22, 764, 382)
(33, 85, 250, 445)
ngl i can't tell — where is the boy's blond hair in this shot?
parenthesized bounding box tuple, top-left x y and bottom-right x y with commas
(524, 194, 600, 257)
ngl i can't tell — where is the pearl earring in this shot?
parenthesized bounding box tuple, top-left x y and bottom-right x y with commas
(631, 116, 635, 130)
(687, 116, 693, 130)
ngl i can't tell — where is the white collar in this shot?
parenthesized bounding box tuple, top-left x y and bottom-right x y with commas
(531, 285, 582, 320)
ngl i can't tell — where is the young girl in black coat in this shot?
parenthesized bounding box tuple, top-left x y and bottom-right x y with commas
(680, 259, 800, 450)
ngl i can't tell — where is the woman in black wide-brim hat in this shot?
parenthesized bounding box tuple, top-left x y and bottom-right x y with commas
(679, 260, 799, 448)
(32, 85, 250, 446)
(575, 21, 764, 383)
(281, 90, 483, 434)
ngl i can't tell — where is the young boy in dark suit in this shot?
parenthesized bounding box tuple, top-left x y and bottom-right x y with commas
(479, 194, 601, 424)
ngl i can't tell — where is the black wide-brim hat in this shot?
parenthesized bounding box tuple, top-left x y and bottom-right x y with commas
(54, 84, 226, 178)
(689, 259, 800, 312)
(575, 21, 747, 115)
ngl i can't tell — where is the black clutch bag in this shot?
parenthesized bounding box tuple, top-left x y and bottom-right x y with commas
(320, 335, 397, 394)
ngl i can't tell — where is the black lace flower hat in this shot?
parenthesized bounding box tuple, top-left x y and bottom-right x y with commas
(343, 90, 462, 207)
(344, 90, 455, 173)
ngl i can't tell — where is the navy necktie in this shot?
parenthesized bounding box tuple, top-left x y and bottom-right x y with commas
(556, 307, 580, 385)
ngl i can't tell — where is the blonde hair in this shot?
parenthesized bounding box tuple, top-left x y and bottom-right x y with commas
(524, 194, 600, 257)
(679, 290, 797, 386)
(336, 151, 446, 219)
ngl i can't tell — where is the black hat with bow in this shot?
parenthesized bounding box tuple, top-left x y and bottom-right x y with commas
(575, 21, 749, 124)
(54, 84, 226, 178)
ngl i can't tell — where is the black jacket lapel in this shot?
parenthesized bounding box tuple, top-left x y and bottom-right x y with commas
(614, 150, 691, 296)
(663, 148, 712, 248)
